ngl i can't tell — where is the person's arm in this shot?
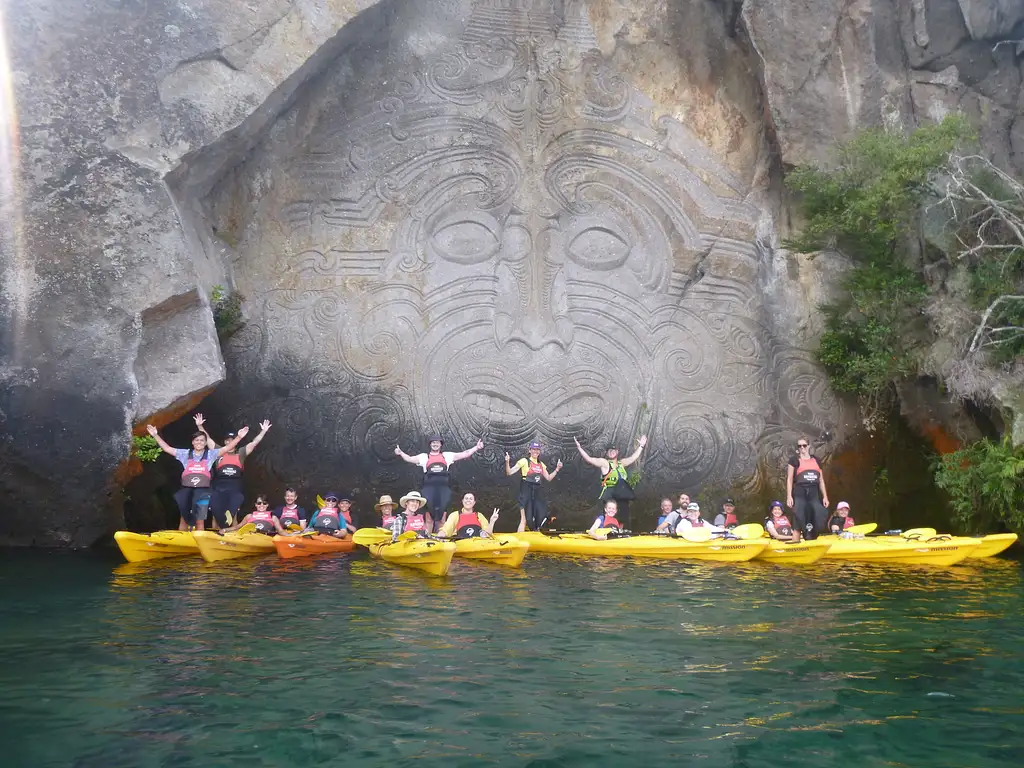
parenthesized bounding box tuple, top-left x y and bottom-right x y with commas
(786, 464, 795, 508)
(573, 437, 606, 469)
(439, 514, 457, 538)
(505, 453, 519, 476)
(818, 466, 829, 509)
(766, 520, 781, 540)
(244, 420, 272, 454)
(394, 445, 422, 465)
(542, 460, 562, 482)
(655, 512, 675, 532)
(483, 509, 499, 536)
(588, 516, 608, 539)
(193, 413, 218, 449)
(450, 440, 484, 462)
(144, 424, 179, 457)
(619, 435, 648, 468)
(221, 427, 249, 454)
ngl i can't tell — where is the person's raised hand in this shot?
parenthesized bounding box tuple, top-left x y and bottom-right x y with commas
(504, 451, 511, 463)
(259, 420, 271, 432)
(638, 435, 648, 448)
(573, 436, 581, 448)
(475, 439, 484, 450)
(146, 424, 158, 436)
(394, 445, 402, 456)
(490, 509, 500, 523)
(193, 413, 206, 428)
(238, 426, 250, 438)
(555, 459, 563, 470)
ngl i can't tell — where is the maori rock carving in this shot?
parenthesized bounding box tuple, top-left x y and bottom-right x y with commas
(212, 0, 846, 501)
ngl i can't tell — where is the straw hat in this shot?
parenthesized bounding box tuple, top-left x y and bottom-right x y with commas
(399, 490, 428, 507)
(375, 494, 396, 510)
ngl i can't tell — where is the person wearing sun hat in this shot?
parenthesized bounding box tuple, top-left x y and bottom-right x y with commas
(505, 440, 562, 532)
(827, 501, 856, 534)
(384, 490, 431, 541)
(394, 434, 484, 532)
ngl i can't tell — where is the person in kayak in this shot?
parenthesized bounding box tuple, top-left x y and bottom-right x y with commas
(395, 435, 484, 532)
(223, 495, 289, 535)
(655, 498, 674, 527)
(335, 493, 358, 535)
(765, 500, 800, 542)
(587, 499, 626, 539)
(382, 491, 431, 541)
(439, 493, 499, 539)
(655, 492, 691, 532)
(145, 419, 247, 531)
(198, 416, 272, 529)
(273, 488, 308, 532)
(506, 441, 563, 532)
(827, 501, 856, 533)
(574, 434, 648, 528)
(713, 498, 739, 529)
(306, 493, 351, 539)
(675, 502, 724, 534)
(786, 437, 830, 540)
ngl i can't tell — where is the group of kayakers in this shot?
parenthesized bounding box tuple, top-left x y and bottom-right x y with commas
(145, 417, 842, 542)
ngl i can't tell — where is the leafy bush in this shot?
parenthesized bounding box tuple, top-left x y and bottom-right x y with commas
(786, 116, 972, 398)
(933, 437, 1024, 533)
(132, 435, 162, 463)
(211, 284, 243, 336)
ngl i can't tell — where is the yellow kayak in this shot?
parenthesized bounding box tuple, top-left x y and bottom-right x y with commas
(515, 532, 769, 562)
(822, 534, 981, 565)
(193, 530, 277, 562)
(755, 539, 832, 565)
(368, 538, 456, 576)
(452, 535, 530, 567)
(966, 533, 1018, 558)
(114, 530, 198, 563)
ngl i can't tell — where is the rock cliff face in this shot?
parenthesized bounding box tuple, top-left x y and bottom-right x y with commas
(1, 0, 1021, 544)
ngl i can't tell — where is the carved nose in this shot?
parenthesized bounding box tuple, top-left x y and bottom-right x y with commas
(497, 311, 573, 351)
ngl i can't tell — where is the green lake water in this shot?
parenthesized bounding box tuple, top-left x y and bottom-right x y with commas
(2, 549, 1023, 767)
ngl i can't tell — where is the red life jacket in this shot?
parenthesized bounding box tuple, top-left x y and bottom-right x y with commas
(601, 514, 623, 529)
(842, 516, 855, 530)
(251, 509, 274, 534)
(723, 511, 738, 527)
(339, 508, 353, 527)
(214, 452, 243, 480)
(770, 515, 793, 535)
(406, 513, 426, 531)
(424, 452, 449, 479)
(690, 518, 707, 528)
(455, 511, 483, 538)
(181, 450, 212, 488)
(278, 504, 303, 527)
(794, 456, 823, 486)
(382, 514, 397, 528)
(523, 459, 544, 484)
(314, 508, 342, 530)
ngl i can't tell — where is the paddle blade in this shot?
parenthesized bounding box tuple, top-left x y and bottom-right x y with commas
(352, 527, 391, 546)
(680, 527, 713, 542)
(902, 527, 937, 540)
(848, 522, 877, 534)
(730, 523, 764, 540)
(316, 495, 326, 510)
(234, 523, 257, 535)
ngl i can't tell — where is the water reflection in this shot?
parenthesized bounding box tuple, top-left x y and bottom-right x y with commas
(2, 551, 1022, 766)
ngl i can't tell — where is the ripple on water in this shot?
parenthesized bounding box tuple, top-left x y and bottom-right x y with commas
(1, 550, 1022, 767)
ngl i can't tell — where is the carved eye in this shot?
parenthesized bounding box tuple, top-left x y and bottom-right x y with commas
(567, 227, 630, 271)
(430, 214, 500, 264)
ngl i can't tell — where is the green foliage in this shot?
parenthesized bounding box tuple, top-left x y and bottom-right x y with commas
(786, 116, 972, 398)
(211, 284, 244, 337)
(132, 435, 162, 463)
(933, 437, 1024, 533)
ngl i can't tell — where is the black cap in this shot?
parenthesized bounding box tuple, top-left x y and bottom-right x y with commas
(427, 435, 444, 445)
(324, 492, 340, 501)
(723, 498, 735, 506)
(225, 431, 237, 439)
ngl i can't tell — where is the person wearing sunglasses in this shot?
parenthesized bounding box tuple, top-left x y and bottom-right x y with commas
(786, 438, 830, 540)
(307, 493, 353, 538)
(222, 495, 289, 535)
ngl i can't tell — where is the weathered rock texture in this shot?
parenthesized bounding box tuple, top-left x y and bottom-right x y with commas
(1, 0, 1021, 544)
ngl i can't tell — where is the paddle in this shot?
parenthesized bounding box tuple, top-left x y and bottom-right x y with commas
(727, 523, 764, 540)
(351, 528, 418, 546)
(847, 522, 877, 535)
(217, 522, 257, 536)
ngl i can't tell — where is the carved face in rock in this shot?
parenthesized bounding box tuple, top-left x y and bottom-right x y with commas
(218, 4, 842, 490)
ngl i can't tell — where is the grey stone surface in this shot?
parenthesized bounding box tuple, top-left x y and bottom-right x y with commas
(199, 0, 848, 518)
(956, 0, 1024, 40)
(3, 0, 1023, 544)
